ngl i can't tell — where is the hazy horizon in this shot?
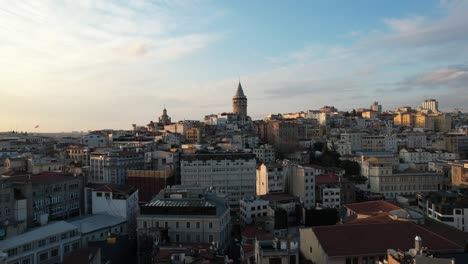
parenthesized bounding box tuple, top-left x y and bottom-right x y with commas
(1, 0, 468, 132)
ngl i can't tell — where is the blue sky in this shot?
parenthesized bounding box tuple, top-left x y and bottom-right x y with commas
(0, 0, 467, 131)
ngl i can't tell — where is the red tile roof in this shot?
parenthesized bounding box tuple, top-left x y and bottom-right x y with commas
(344, 213, 394, 225)
(315, 173, 339, 185)
(344, 200, 401, 215)
(241, 226, 273, 241)
(310, 222, 463, 257)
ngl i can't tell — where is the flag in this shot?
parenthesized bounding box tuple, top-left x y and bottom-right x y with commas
(34, 125, 39, 128)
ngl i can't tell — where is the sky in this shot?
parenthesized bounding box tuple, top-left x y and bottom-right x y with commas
(0, 0, 467, 132)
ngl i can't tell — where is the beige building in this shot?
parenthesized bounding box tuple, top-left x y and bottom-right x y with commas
(366, 162, 444, 199)
(185, 127, 202, 144)
(300, 222, 463, 264)
(451, 160, 468, 187)
(256, 163, 286, 195)
(66, 145, 89, 166)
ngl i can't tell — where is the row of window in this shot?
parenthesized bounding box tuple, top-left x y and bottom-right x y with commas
(143, 220, 214, 229)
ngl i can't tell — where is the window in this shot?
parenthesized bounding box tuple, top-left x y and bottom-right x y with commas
(346, 258, 351, 264)
(39, 252, 48, 262)
(72, 242, 79, 250)
(7, 248, 17, 256)
(165, 222, 168, 228)
(64, 245, 70, 253)
(209, 222, 213, 229)
(61, 233, 68, 240)
(96, 192, 102, 197)
(51, 249, 59, 257)
(186, 222, 190, 228)
(22, 259, 30, 264)
(196, 222, 200, 229)
(186, 234, 191, 242)
(309, 247, 312, 253)
(175, 234, 180, 242)
(23, 244, 31, 252)
(196, 235, 201, 242)
(352, 257, 358, 264)
(209, 235, 213, 242)
(49, 236, 57, 243)
(38, 239, 46, 247)
(176, 222, 179, 228)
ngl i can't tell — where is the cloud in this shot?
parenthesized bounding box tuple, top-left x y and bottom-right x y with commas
(400, 64, 468, 89)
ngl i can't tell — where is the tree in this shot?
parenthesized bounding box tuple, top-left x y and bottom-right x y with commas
(305, 208, 339, 227)
(339, 160, 361, 176)
(313, 142, 324, 152)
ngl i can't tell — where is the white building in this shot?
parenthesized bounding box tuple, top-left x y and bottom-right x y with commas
(85, 184, 139, 235)
(0, 221, 81, 264)
(26, 157, 65, 174)
(399, 148, 457, 163)
(253, 144, 276, 163)
(89, 151, 145, 185)
(81, 132, 112, 148)
(330, 140, 352, 156)
(370, 101, 382, 112)
(317, 185, 341, 208)
(181, 152, 257, 206)
(365, 160, 444, 199)
(361, 135, 398, 153)
(256, 163, 286, 195)
(240, 197, 270, 225)
(422, 99, 439, 113)
(340, 133, 397, 153)
(425, 192, 468, 232)
(287, 163, 323, 209)
(340, 132, 366, 152)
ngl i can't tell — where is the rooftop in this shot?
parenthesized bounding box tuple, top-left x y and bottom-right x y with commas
(309, 222, 463, 257)
(259, 193, 299, 203)
(0, 221, 78, 250)
(6, 171, 77, 184)
(69, 213, 126, 234)
(145, 199, 216, 208)
(344, 200, 402, 215)
(87, 183, 137, 196)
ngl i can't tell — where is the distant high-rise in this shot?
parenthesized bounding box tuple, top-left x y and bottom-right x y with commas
(422, 99, 439, 113)
(370, 101, 382, 112)
(232, 82, 247, 118)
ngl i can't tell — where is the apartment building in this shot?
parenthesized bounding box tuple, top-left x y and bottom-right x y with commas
(240, 197, 269, 225)
(287, 163, 323, 209)
(89, 150, 144, 185)
(180, 152, 256, 206)
(253, 144, 276, 163)
(10, 172, 83, 227)
(256, 163, 286, 195)
(137, 188, 231, 250)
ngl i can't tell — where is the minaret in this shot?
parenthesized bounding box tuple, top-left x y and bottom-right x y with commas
(233, 81, 247, 118)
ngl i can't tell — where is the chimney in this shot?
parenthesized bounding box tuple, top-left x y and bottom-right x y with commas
(415, 236, 422, 253)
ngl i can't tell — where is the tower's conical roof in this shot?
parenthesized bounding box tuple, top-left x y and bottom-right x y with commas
(234, 82, 246, 97)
